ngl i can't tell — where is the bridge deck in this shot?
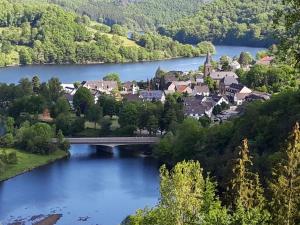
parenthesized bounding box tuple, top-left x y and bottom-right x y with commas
(61, 137, 160, 145)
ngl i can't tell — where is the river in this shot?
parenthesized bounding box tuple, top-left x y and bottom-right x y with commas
(0, 46, 264, 84)
(0, 45, 264, 225)
(0, 145, 160, 225)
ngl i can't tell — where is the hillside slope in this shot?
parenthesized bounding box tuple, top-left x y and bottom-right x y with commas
(159, 0, 284, 47)
(34, 0, 207, 31)
(0, 0, 214, 67)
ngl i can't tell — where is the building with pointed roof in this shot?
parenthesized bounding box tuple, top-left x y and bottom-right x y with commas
(203, 52, 213, 77)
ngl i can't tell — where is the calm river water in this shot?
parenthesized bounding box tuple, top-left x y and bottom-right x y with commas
(0, 46, 264, 84)
(0, 145, 160, 225)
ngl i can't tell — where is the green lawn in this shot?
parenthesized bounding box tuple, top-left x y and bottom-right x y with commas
(0, 148, 68, 181)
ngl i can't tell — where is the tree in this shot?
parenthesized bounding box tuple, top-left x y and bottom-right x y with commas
(51, 97, 70, 118)
(86, 104, 103, 129)
(220, 55, 231, 71)
(278, 0, 300, 67)
(269, 123, 300, 225)
(146, 115, 158, 135)
(230, 139, 270, 225)
(32, 75, 40, 93)
(111, 24, 126, 36)
(48, 77, 63, 102)
(128, 161, 230, 225)
(57, 129, 70, 152)
(73, 87, 94, 115)
(5, 117, 15, 134)
(238, 52, 253, 67)
(119, 102, 138, 129)
(18, 78, 33, 96)
(103, 72, 121, 89)
(19, 48, 32, 65)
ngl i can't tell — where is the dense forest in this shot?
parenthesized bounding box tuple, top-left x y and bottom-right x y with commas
(159, 0, 284, 47)
(29, 0, 207, 31)
(0, 0, 214, 67)
(18, 0, 283, 47)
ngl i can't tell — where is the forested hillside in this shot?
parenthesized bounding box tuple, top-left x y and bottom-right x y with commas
(27, 0, 207, 31)
(0, 0, 214, 67)
(159, 0, 284, 47)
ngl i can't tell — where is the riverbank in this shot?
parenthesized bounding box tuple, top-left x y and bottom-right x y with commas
(0, 52, 211, 69)
(0, 149, 69, 182)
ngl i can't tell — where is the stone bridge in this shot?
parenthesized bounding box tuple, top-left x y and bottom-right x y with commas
(58, 137, 160, 147)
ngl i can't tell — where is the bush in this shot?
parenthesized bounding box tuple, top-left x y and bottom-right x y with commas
(7, 151, 17, 164)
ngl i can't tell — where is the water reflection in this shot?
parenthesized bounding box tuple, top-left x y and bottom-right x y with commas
(0, 144, 159, 225)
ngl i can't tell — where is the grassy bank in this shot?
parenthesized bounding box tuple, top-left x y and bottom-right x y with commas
(0, 149, 69, 182)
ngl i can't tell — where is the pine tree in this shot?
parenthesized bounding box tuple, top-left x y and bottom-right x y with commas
(270, 122, 300, 225)
(230, 139, 270, 225)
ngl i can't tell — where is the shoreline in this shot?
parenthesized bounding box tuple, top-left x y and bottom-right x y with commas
(0, 150, 69, 182)
(0, 54, 208, 69)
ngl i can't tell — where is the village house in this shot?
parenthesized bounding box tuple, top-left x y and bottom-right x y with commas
(166, 81, 192, 92)
(139, 90, 166, 103)
(193, 84, 210, 96)
(176, 85, 193, 95)
(226, 83, 252, 105)
(82, 80, 118, 95)
(245, 91, 271, 102)
(122, 93, 140, 102)
(61, 83, 77, 95)
(121, 81, 139, 94)
(183, 96, 214, 119)
(229, 60, 241, 71)
(256, 56, 274, 66)
(195, 74, 204, 84)
(211, 94, 229, 106)
(219, 76, 239, 95)
(209, 71, 239, 85)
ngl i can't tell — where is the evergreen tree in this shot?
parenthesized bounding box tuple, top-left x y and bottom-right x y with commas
(269, 123, 300, 225)
(31, 75, 41, 93)
(230, 139, 270, 225)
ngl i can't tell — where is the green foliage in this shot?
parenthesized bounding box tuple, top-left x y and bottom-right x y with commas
(160, 0, 283, 47)
(0, 0, 211, 66)
(15, 122, 56, 154)
(241, 64, 298, 93)
(128, 161, 230, 225)
(73, 87, 94, 115)
(276, 0, 300, 67)
(43, 0, 206, 31)
(269, 123, 300, 225)
(155, 89, 300, 192)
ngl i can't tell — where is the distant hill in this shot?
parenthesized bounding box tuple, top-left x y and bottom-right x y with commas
(159, 0, 284, 47)
(38, 0, 208, 31)
(0, 0, 214, 67)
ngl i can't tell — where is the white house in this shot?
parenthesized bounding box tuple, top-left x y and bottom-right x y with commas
(139, 90, 166, 103)
(193, 85, 210, 96)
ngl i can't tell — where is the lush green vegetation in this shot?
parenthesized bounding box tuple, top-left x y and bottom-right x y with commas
(127, 127, 300, 225)
(34, 0, 206, 31)
(154, 90, 300, 192)
(237, 64, 299, 93)
(0, 148, 68, 181)
(0, 0, 213, 67)
(159, 0, 283, 47)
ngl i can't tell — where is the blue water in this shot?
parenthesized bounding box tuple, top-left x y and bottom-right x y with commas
(0, 145, 160, 225)
(0, 46, 264, 84)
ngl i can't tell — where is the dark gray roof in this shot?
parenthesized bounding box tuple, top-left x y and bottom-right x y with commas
(123, 93, 140, 102)
(229, 83, 246, 91)
(210, 71, 238, 80)
(220, 76, 238, 86)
